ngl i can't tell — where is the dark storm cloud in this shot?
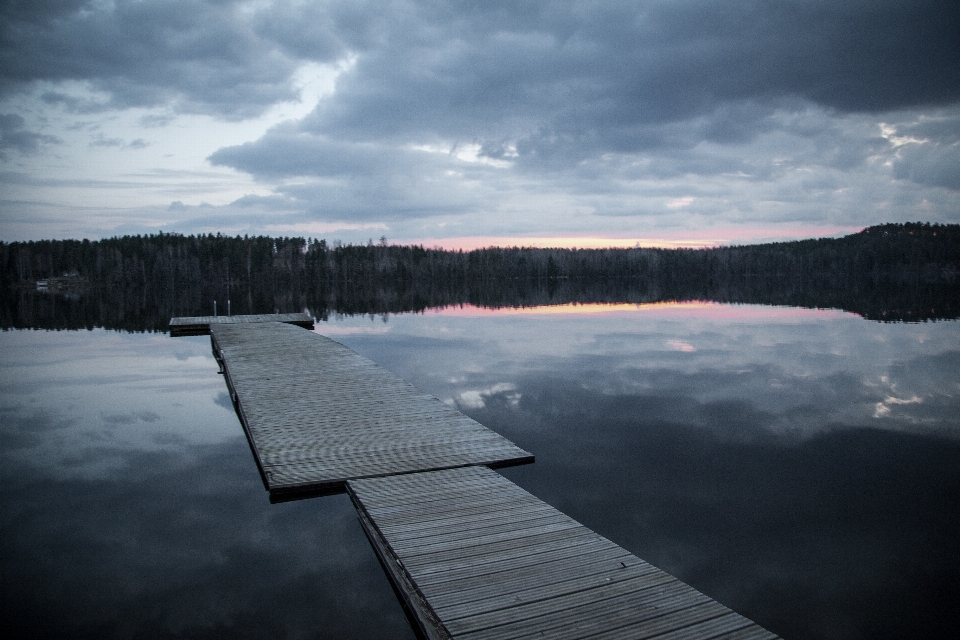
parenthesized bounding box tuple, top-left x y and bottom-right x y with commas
(6, 2, 956, 127)
(1, 0, 329, 118)
(304, 1, 959, 137)
(192, 0, 960, 185)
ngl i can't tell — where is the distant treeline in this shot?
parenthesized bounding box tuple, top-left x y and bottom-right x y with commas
(1, 222, 958, 331)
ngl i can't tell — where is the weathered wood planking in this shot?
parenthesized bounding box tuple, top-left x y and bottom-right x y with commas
(169, 312, 314, 336)
(210, 322, 533, 495)
(348, 466, 780, 640)
(169, 315, 777, 637)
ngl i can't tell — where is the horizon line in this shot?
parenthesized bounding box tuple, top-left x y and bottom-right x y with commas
(2, 223, 904, 249)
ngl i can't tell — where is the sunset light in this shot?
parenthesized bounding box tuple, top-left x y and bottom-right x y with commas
(402, 225, 865, 251)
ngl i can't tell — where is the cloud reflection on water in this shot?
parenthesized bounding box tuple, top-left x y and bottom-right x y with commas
(0, 332, 240, 481)
(0, 329, 415, 640)
(329, 303, 959, 442)
(2, 302, 957, 640)
(327, 303, 960, 640)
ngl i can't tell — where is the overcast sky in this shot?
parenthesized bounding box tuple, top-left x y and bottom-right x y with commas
(2, 1, 958, 246)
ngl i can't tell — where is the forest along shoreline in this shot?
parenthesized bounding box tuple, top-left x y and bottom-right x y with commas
(2, 222, 958, 331)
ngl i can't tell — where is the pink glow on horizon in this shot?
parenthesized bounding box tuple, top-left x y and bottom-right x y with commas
(426, 301, 854, 321)
(396, 225, 864, 250)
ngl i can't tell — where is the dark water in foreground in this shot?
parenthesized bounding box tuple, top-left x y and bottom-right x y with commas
(2, 302, 958, 639)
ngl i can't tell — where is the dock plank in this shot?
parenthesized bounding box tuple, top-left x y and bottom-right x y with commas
(348, 466, 779, 640)
(209, 322, 532, 494)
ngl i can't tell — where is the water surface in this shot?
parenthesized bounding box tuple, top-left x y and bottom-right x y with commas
(330, 302, 960, 640)
(2, 303, 958, 639)
(0, 330, 415, 639)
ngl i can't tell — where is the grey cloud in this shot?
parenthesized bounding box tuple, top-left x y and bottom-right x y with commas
(5, 1, 959, 234)
(297, 1, 959, 150)
(88, 135, 150, 150)
(138, 113, 176, 128)
(890, 113, 960, 190)
(894, 142, 960, 190)
(209, 127, 497, 220)
(226, 193, 299, 210)
(125, 138, 148, 149)
(7, 2, 954, 131)
(163, 198, 315, 232)
(40, 90, 111, 114)
(531, 106, 890, 190)
(89, 134, 124, 148)
(2, 0, 313, 118)
(1, 0, 91, 23)
(205, 1, 959, 205)
(209, 128, 402, 179)
(250, 0, 375, 60)
(0, 113, 61, 156)
(894, 113, 960, 140)
(275, 171, 484, 222)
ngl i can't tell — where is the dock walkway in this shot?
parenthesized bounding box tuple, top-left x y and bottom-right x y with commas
(350, 466, 777, 640)
(209, 320, 532, 495)
(169, 315, 778, 639)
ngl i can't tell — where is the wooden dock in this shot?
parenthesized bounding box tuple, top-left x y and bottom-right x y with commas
(169, 315, 779, 638)
(169, 312, 314, 336)
(349, 466, 778, 640)
(209, 321, 533, 495)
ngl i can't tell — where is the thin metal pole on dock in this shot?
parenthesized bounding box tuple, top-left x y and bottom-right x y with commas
(228, 299, 231, 316)
(213, 300, 217, 316)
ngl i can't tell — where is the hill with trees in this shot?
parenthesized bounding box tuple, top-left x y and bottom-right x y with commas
(2, 222, 957, 331)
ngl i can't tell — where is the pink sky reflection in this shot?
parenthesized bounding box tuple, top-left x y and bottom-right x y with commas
(428, 301, 854, 321)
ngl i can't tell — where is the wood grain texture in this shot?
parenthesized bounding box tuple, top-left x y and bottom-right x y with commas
(209, 322, 533, 494)
(348, 466, 780, 640)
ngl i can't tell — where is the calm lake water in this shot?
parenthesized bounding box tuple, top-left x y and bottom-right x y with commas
(2, 302, 958, 639)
